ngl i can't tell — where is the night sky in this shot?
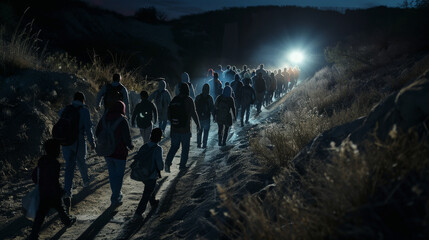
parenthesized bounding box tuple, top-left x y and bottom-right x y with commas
(85, 0, 404, 19)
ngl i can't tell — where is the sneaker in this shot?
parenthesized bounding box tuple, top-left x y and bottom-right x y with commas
(164, 165, 170, 173)
(197, 144, 201, 148)
(202, 145, 207, 149)
(66, 216, 77, 228)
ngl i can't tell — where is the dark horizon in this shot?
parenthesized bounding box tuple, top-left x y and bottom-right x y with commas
(84, 0, 404, 19)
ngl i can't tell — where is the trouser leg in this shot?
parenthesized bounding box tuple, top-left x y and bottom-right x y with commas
(135, 179, 156, 215)
(179, 134, 191, 168)
(222, 125, 229, 144)
(76, 142, 89, 184)
(29, 201, 50, 240)
(63, 147, 76, 197)
(165, 134, 180, 167)
(217, 123, 223, 145)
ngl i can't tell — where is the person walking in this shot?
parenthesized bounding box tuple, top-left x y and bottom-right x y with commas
(275, 69, 285, 97)
(29, 139, 76, 240)
(214, 86, 236, 146)
(240, 78, 256, 126)
(96, 101, 134, 207)
(165, 83, 201, 172)
(195, 84, 215, 148)
(253, 72, 266, 114)
(132, 91, 158, 144)
(175, 72, 196, 99)
(208, 72, 223, 99)
(148, 80, 171, 133)
(230, 74, 243, 118)
(133, 128, 164, 218)
(59, 92, 95, 213)
(96, 73, 130, 118)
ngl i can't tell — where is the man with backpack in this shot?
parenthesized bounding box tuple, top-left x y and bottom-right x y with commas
(165, 83, 201, 172)
(96, 73, 130, 119)
(29, 139, 76, 240)
(240, 78, 256, 127)
(132, 128, 164, 218)
(95, 101, 134, 207)
(54, 92, 95, 213)
(132, 91, 158, 144)
(195, 84, 215, 148)
(149, 80, 171, 132)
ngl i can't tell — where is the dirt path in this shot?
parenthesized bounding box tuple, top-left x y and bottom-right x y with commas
(0, 93, 290, 240)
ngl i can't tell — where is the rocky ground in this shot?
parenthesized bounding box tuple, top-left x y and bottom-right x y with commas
(0, 93, 288, 240)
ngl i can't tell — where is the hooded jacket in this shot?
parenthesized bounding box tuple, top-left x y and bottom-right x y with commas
(175, 72, 196, 99)
(215, 86, 236, 126)
(168, 83, 200, 134)
(195, 84, 215, 121)
(241, 78, 256, 107)
(96, 81, 130, 118)
(148, 80, 171, 121)
(96, 101, 133, 160)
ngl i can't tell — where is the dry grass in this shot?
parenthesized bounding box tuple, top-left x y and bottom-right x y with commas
(219, 129, 429, 239)
(1, 15, 152, 93)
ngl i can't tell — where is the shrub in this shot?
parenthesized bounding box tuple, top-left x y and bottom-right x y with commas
(219, 129, 429, 239)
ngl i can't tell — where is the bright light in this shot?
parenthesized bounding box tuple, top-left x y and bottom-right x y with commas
(288, 51, 304, 63)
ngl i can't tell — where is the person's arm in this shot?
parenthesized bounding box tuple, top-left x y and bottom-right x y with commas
(190, 84, 195, 99)
(122, 87, 130, 119)
(96, 86, 106, 109)
(155, 146, 164, 171)
(120, 118, 134, 150)
(209, 97, 215, 119)
(83, 108, 95, 148)
(152, 103, 158, 124)
(189, 98, 200, 130)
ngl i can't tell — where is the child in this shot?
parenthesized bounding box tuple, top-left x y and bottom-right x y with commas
(29, 139, 76, 240)
(134, 128, 164, 217)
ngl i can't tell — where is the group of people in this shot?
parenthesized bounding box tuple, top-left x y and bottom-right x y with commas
(28, 64, 299, 239)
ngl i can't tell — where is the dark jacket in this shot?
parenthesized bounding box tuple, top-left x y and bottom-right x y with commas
(241, 85, 256, 107)
(131, 99, 157, 129)
(195, 84, 215, 121)
(215, 94, 236, 126)
(96, 101, 133, 160)
(32, 155, 62, 200)
(168, 95, 200, 134)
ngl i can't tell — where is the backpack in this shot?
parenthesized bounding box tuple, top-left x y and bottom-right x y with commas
(136, 102, 154, 129)
(130, 144, 158, 181)
(169, 96, 187, 128)
(52, 105, 81, 146)
(217, 97, 231, 119)
(196, 95, 210, 120)
(95, 116, 123, 156)
(104, 84, 124, 109)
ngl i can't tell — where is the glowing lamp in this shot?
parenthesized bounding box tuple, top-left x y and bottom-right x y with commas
(288, 51, 304, 63)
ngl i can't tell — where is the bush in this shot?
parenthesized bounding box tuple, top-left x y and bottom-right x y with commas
(219, 129, 429, 239)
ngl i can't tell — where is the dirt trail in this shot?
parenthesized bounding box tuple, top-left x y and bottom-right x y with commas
(0, 93, 289, 240)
